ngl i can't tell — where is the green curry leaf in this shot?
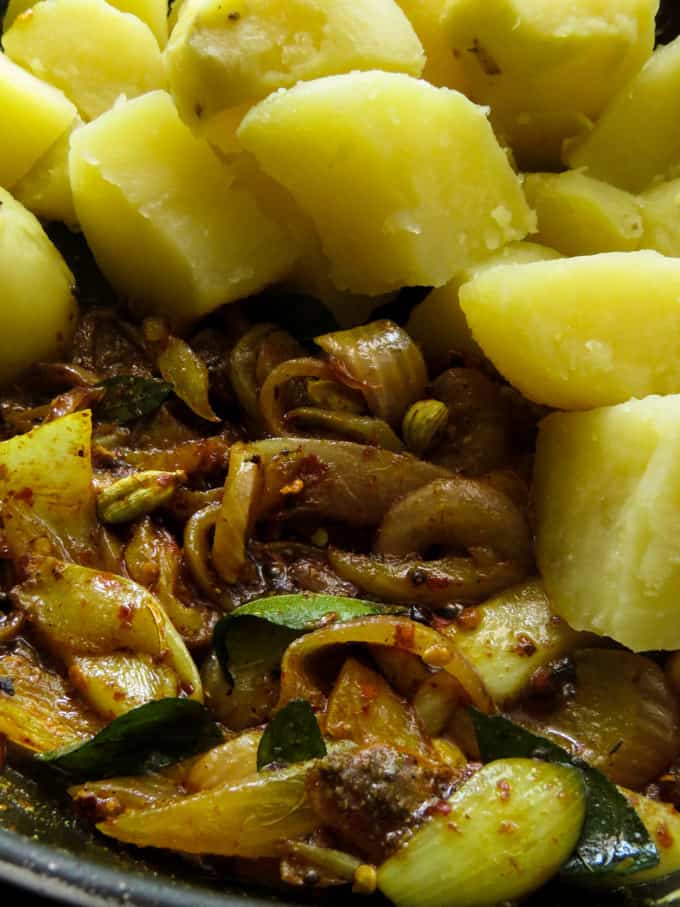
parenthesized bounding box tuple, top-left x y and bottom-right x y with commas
(214, 593, 399, 679)
(96, 375, 173, 423)
(37, 699, 223, 781)
(257, 699, 326, 770)
(470, 710, 659, 881)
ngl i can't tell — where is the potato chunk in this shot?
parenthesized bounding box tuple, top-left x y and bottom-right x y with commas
(459, 251, 680, 410)
(70, 91, 301, 327)
(13, 118, 81, 225)
(407, 240, 560, 366)
(165, 0, 424, 135)
(4, 0, 168, 47)
(0, 52, 77, 189)
(640, 177, 680, 256)
(565, 37, 680, 192)
(443, 0, 656, 169)
(0, 188, 76, 386)
(523, 172, 643, 256)
(238, 72, 533, 295)
(394, 0, 466, 88)
(3, 0, 165, 120)
(534, 396, 680, 652)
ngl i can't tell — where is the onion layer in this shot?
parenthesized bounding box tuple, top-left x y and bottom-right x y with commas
(316, 320, 427, 427)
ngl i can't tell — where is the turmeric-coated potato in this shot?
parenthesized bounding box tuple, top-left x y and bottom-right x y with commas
(523, 171, 644, 256)
(535, 396, 680, 652)
(565, 36, 680, 192)
(0, 188, 76, 386)
(640, 178, 680, 256)
(165, 0, 424, 138)
(13, 117, 81, 225)
(70, 91, 302, 328)
(3, 0, 165, 120)
(0, 52, 76, 189)
(443, 0, 657, 169)
(238, 71, 534, 295)
(460, 251, 680, 410)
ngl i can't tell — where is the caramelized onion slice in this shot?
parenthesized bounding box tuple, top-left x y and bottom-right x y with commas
(278, 616, 493, 715)
(285, 407, 403, 451)
(247, 438, 450, 527)
(259, 357, 330, 435)
(213, 443, 263, 585)
(328, 548, 528, 606)
(375, 476, 532, 565)
(527, 648, 680, 789)
(98, 762, 320, 858)
(316, 320, 427, 427)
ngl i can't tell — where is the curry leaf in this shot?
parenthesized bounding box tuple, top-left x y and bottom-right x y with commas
(96, 375, 173, 423)
(257, 699, 326, 770)
(214, 593, 398, 678)
(470, 710, 659, 881)
(37, 699, 223, 781)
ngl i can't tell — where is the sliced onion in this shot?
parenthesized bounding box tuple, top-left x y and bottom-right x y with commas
(316, 320, 427, 427)
(157, 336, 220, 423)
(229, 323, 279, 422)
(258, 357, 330, 435)
(212, 443, 263, 584)
(247, 438, 450, 527)
(285, 407, 403, 451)
(328, 548, 528, 606)
(278, 615, 493, 715)
(376, 477, 532, 564)
(527, 648, 680, 789)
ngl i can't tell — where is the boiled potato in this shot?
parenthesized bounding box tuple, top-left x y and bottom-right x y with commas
(442, 0, 656, 169)
(3, 0, 165, 121)
(523, 171, 644, 256)
(394, 0, 466, 88)
(4, 0, 168, 47)
(0, 188, 76, 386)
(535, 395, 680, 652)
(165, 0, 425, 139)
(459, 251, 680, 410)
(640, 177, 680, 256)
(238, 71, 534, 295)
(13, 117, 81, 225)
(70, 91, 302, 328)
(565, 36, 680, 192)
(0, 52, 77, 189)
(407, 240, 560, 365)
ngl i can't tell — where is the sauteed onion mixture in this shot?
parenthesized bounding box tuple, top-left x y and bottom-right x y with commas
(4, 0, 680, 904)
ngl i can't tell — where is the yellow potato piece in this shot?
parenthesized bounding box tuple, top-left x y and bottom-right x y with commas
(0, 52, 77, 189)
(394, 0, 467, 88)
(640, 177, 680, 256)
(238, 71, 534, 295)
(13, 117, 82, 225)
(460, 251, 680, 410)
(566, 36, 680, 192)
(165, 0, 425, 134)
(0, 188, 77, 386)
(0, 411, 95, 562)
(407, 240, 560, 365)
(523, 171, 644, 256)
(4, 0, 168, 47)
(3, 0, 165, 121)
(535, 395, 680, 652)
(443, 0, 656, 169)
(70, 91, 302, 327)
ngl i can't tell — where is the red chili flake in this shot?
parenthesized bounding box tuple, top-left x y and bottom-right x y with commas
(117, 603, 134, 627)
(428, 800, 452, 817)
(394, 622, 415, 649)
(657, 822, 674, 849)
(425, 574, 451, 591)
(456, 607, 482, 631)
(13, 487, 34, 505)
(360, 681, 378, 703)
